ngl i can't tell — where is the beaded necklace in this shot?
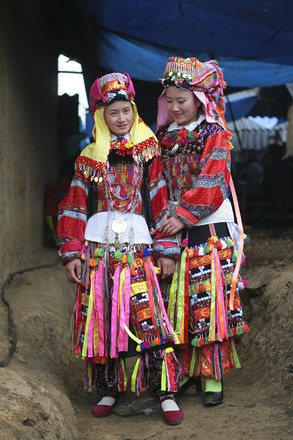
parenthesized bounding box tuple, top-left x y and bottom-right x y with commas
(103, 153, 143, 211)
(102, 152, 143, 244)
(110, 138, 134, 156)
(162, 121, 206, 208)
(161, 127, 198, 155)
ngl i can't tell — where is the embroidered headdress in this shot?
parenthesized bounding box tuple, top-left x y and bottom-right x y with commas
(157, 56, 227, 129)
(89, 72, 135, 116)
(78, 72, 159, 169)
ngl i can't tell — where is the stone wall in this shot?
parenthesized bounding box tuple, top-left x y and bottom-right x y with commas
(0, 0, 59, 284)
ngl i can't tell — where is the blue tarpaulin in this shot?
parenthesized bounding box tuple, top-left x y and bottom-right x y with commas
(92, 29, 293, 88)
(74, 0, 293, 128)
(225, 89, 259, 121)
(78, 0, 293, 87)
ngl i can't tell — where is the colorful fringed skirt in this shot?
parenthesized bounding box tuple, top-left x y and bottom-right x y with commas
(165, 222, 250, 381)
(71, 241, 179, 395)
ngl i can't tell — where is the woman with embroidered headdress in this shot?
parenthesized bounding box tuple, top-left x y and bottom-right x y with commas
(57, 72, 184, 425)
(154, 57, 250, 406)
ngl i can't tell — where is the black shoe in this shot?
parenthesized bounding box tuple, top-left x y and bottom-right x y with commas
(203, 390, 224, 406)
(175, 377, 202, 399)
(195, 377, 203, 395)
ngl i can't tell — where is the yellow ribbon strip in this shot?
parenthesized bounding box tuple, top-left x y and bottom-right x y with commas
(189, 347, 196, 377)
(167, 261, 178, 328)
(176, 251, 187, 342)
(119, 358, 128, 391)
(124, 324, 143, 345)
(131, 358, 141, 392)
(161, 357, 167, 391)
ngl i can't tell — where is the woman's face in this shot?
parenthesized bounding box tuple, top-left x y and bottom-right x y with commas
(165, 86, 201, 126)
(104, 101, 134, 136)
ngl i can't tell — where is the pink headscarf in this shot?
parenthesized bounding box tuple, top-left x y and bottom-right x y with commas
(89, 72, 136, 117)
(157, 57, 227, 130)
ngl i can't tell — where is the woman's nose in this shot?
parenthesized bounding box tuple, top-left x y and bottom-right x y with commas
(117, 112, 125, 121)
(171, 102, 179, 112)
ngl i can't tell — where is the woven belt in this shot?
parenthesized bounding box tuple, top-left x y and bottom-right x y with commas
(189, 248, 233, 269)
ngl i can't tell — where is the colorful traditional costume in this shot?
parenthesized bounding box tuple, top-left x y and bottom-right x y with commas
(155, 57, 250, 403)
(57, 73, 180, 401)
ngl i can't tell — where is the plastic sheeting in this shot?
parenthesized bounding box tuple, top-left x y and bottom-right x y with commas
(78, 0, 293, 87)
(225, 89, 259, 121)
(228, 117, 288, 150)
(93, 29, 293, 87)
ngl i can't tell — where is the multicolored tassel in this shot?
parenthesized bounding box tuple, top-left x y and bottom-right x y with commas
(208, 248, 228, 343)
(110, 264, 121, 358)
(175, 249, 189, 344)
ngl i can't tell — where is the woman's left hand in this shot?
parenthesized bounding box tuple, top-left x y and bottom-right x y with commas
(160, 216, 185, 236)
(157, 257, 176, 279)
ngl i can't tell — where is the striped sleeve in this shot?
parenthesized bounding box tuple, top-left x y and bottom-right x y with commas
(148, 156, 181, 259)
(57, 165, 89, 258)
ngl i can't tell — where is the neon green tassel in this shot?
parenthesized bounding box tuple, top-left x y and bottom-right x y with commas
(231, 338, 241, 368)
(189, 348, 197, 376)
(167, 262, 179, 328)
(176, 251, 187, 342)
(161, 357, 167, 391)
(131, 358, 140, 393)
(82, 276, 95, 358)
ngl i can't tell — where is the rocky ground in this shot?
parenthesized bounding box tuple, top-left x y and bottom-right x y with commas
(0, 229, 292, 440)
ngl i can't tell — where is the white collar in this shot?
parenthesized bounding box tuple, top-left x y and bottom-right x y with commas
(167, 113, 206, 132)
(110, 133, 130, 142)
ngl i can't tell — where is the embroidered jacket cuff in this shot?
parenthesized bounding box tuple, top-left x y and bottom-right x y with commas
(175, 206, 199, 228)
(153, 239, 181, 260)
(58, 251, 83, 266)
(58, 240, 83, 265)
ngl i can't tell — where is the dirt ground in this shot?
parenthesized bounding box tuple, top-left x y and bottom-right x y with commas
(0, 229, 292, 440)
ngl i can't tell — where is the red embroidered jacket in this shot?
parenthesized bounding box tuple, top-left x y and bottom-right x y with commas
(158, 123, 232, 228)
(57, 154, 180, 262)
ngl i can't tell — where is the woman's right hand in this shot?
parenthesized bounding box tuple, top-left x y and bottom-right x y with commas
(160, 216, 185, 235)
(65, 258, 82, 284)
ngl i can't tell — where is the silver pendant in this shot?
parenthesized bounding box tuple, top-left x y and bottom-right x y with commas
(112, 219, 127, 234)
(170, 143, 179, 155)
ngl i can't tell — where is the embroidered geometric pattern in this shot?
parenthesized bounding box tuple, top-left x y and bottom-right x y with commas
(189, 248, 233, 269)
(158, 123, 231, 227)
(187, 236, 250, 348)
